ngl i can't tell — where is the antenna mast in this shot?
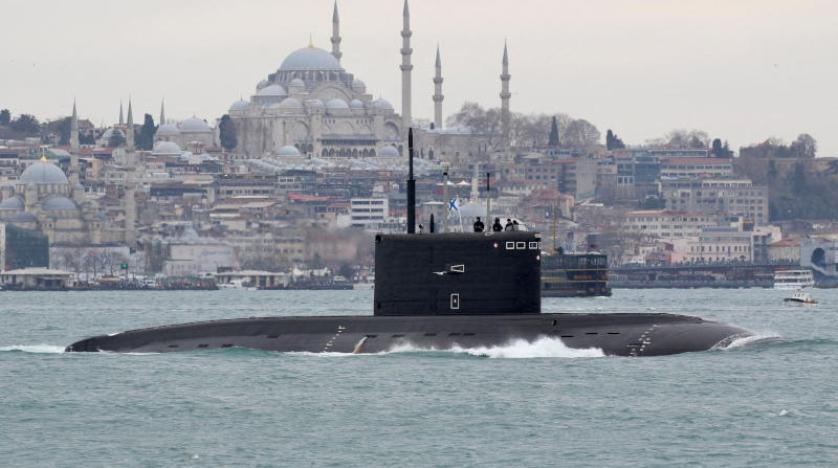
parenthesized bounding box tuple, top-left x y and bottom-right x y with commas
(406, 128, 416, 234)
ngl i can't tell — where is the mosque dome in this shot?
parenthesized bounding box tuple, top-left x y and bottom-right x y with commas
(325, 98, 349, 111)
(179, 117, 212, 133)
(157, 123, 180, 137)
(279, 47, 344, 72)
(0, 196, 24, 211)
(20, 160, 69, 185)
(278, 97, 303, 111)
(101, 127, 125, 141)
(277, 145, 301, 157)
(372, 98, 394, 111)
(229, 100, 250, 112)
(351, 79, 366, 93)
(41, 195, 78, 212)
(257, 84, 288, 97)
(0, 211, 37, 223)
(349, 99, 365, 109)
(305, 99, 325, 109)
(378, 146, 400, 157)
(152, 141, 183, 155)
(256, 79, 270, 90)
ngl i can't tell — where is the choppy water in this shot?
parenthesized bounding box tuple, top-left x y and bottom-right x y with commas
(1, 289, 836, 467)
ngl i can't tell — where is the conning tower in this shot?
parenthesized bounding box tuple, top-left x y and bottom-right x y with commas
(374, 128, 541, 316)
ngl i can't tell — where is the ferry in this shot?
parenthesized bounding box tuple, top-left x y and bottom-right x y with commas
(773, 269, 815, 290)
(542, 252, 611, 297)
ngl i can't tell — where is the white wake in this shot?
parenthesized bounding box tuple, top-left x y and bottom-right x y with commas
(0, 344, 66, 354)
(389, 336, 605, 359)
(713, 332, 781, 351)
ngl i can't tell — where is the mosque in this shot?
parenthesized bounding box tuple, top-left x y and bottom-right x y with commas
(0, 103, 136, 246)
(227, 1, 404, 158)
(226, 0, 511, 161)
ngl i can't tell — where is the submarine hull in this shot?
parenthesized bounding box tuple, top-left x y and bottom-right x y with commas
(65, 312, 748, 357)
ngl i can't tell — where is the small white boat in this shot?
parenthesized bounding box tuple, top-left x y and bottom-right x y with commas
(774, 269, 815, 290)
(783, 289, 817, 304)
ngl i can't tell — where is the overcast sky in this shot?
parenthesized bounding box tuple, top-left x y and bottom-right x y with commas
(2, 0, 837, 154)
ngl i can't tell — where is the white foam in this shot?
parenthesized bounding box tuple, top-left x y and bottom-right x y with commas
(284, 337, 604, 359)
(0, 344, 65, 354)
(714, 332, 781, 351)
(389, 336, 605, 359)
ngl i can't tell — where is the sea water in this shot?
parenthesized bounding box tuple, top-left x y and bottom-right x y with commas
(1, 289, 836, 467)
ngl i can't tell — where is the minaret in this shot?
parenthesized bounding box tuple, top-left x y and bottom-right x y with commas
(160, 99, 166, 125)
(331, 1, 342, 62)
(400, 0, 413, 134)
(500, 41, 511, 151)
(126, 99, 135, 151)
(119, 102, 124, 126)
(433, 45, 444, 129)
(70, 100, 80, 152)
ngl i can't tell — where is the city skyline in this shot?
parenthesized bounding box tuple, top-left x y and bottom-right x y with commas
(2, 0, 837, 154)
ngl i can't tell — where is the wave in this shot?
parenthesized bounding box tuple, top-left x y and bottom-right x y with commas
(284, 337, 604, 359)
(388, 337, 605, 359)
(713, 332, 782, 351)
(0, 344, 66, 354)
(712, 333, 838, 353)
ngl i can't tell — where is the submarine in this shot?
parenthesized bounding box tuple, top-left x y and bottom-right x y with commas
(66, 130, 751, 357)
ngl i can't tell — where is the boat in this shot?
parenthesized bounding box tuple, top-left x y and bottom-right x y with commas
(65, 130, 751, 357)
(783, 289, 817, 304)
(774, 269, 815, 290)
(541, 252, 611, 297)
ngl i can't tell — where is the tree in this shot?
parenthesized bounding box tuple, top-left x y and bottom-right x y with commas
(0, 109, 10, 126)
(446, 103, 600, 151)
(665, 129, 708, 149)
(548, 116, 560, 148)
(789, 133, 817, 159)
(563, 119, 601, 150)
(606, 129, 625, 150)
(709, 138, 732, 157)
(79, 132, 96, 145)
(711, 138, 723, 156)
(57, 117, 72, 145)
(10, 114, 40, 134)
(219, 114, 237, 151)
(136, 114, 156, 150)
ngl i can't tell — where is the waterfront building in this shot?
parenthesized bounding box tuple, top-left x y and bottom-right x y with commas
(675, 227, 755, 263)
(623, 210, 726, 240)
(0, 267, 74, 289)
(660, 177, 769, 224)
(659, 157, 734, 179)
(350, 197, 389, 229)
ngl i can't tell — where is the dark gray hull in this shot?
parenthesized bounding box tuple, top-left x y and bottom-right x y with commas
(66, 313, 749, 357)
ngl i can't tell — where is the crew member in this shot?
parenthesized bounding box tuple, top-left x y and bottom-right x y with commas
(504, 219, 514, 231)
(492, 218, 503, 232)
(473, 217, 485, 233)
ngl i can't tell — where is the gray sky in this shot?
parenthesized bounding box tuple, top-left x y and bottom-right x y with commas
(2, 0, 837, 154)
